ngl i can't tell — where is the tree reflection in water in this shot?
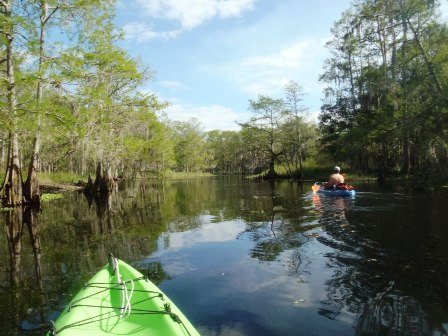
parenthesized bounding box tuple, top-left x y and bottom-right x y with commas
(356, 285, 429, 335)
(312, 193, 430, 336)
(1, 179, 446, 335)
(0, 184, 172, 334)
(245, 181, 311, 264)
(4, 206, 46, 334)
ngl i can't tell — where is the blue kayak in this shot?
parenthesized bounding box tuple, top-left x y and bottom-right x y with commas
(317, 188, 355, 197)
(312, 183, 355, 197)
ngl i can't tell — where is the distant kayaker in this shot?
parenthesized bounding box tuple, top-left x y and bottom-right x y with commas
(326, 166, 344, 188)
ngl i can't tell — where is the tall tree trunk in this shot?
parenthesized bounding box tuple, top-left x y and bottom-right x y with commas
(402, 130, 411, 175)
(1, 0, 24, 206)
(267, 152, 276, 179)
(85, 161, 117, 194)
(401, 3, 444, 98)
(24, 0, 57, 204)
(400, 13, 411, 175)
(24, 137, 41, 205)
(4, 132, 23, 206)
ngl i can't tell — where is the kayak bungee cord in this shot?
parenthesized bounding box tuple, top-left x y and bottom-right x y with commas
(49, 276, 193, 336)
(49, 306, 189, 335)
(112, 259, 130, 318)
(48, 255, 198, 336)
(86, 276, 164, 296)
(120, 278, 134, 318)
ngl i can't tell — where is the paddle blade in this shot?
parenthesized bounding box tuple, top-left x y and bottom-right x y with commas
(312, 184, 320, 193)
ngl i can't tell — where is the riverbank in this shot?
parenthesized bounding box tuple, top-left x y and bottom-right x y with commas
(40, 181, 85, 193)
(38, 171, 216, 193)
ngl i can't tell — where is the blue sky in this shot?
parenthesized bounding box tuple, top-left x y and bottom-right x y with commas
(115, 0, 448, 131)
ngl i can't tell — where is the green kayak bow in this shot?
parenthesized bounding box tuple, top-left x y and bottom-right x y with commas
(48, 254, 200, 336)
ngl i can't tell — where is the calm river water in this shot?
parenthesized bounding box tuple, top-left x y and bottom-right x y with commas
(1, 177, 447, 335)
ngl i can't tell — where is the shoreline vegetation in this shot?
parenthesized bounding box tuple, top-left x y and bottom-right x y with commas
(1, 161, 440, 200)
(1, 1, 446, 207)
(40, 167, 447, 196)
(35, 169, 381, 194)
(0, 168, 441, 210)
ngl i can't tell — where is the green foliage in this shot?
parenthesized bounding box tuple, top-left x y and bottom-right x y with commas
(238, 82, 317, 178)
(162, 171, 214, 179)
(170, 119, 207, 173)
(41, 193, 64, 202)
(319, 0, 448, 183)
(11, 0, 446, 187)
(205, 130, 244, 174)
(39, 172, 85, 184)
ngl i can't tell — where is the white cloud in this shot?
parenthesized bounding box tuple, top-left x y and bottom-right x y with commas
(159, 80, 188, 90)
(164, 102, 242, 131)
(230, 40, 322, 96)
(167, 219, 246, 248)
(241, 41, 312, 68)
(122, 22, 182, 41)
(440, 1, 448, 22)
(136, 0, 256, 30)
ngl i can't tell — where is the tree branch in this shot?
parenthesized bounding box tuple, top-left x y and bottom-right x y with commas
(406, 17, 443, 97)
(44, 5, 60, 24)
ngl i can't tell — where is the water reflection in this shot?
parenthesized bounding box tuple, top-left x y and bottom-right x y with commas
(312, 192, 435, 335)
(243, 181, 312, 263)
(160, 219, 246, 250)
(0, 186, 166, 334)
(0, 179, 447, 336)
(356, 285, 429, 335)
(3, 206, 46, 334)
(84, 190, 115, 234)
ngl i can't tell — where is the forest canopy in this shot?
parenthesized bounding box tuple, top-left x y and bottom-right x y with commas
(1, 0, 447, 206)
(319, 0, 448, 183)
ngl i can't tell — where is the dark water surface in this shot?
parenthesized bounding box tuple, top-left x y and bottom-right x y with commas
(1, 177, 447, 335)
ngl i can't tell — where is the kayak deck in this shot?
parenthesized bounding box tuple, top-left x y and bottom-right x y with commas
(48, 256, 200, 336)
(312, 183, 355, 197)
(317, 188, 355, 197)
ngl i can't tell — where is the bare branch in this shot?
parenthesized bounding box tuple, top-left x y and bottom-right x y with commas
(44, 5, 60, 24)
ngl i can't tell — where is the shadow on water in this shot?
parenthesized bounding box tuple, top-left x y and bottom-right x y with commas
(240, 181, 316, 263)
(2, 206, 46, 334)
(0, 178, 218, 334)
(0, 184, 173, 334)
(0, 178, 447, 335)
(227, 179, 447, 335)
(310, 186, 448, 336)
